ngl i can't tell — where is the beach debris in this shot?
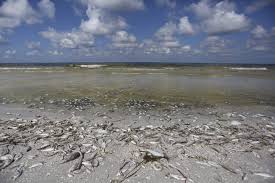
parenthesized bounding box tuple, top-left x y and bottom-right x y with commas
(0, 102, 274, 182)
(167, 173, 186, 181)
(13, 164, 24, 180)
(0, 145, 9, 156)
(12, 164, 24, 181)
(0, 154, 14, 170)
(231, 121, 241, 126)
(14, 152, 23, 162)
(141, 149, 167, 161)
(61, 151, 81, 164)
(37, 143, 50, 150)
(69, 151, 84, 173)
(40, 147, 55, 152)
(29, 162, 44, 169)
(253, 172, 274, 179)
(112, 160, 143, 183)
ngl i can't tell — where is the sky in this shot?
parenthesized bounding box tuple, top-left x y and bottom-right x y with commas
(0, 0, 275, 63)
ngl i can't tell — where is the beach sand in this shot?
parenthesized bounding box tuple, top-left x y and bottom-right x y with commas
(1, 101, 275, 183)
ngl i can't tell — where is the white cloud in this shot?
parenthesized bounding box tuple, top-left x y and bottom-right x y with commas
(0, 0, 55, 30)
(26, 49, 41, 56)
(155, 16, 194, 41)
(181, 45, 191, 52)
(190, 0, 213, 18)
(245, 0, 275, 14)
(155, 0, 176, 8)
(178, 16, 194, 35)
(26, 41, 41, 49)
(0, 0, 40, 29)
(247, 25, 275, 51)
(150, 17, 195, 55)
(49, 50, 63, 56)
(4, 49, 16, 58)
(251, 25, 268, 38)
(111, 30, 138, 48)
(200, 36, 229, 53)
(190, 0, 250, 34)
(38, 0, 55, 19)
(79, 0, 144, 11)
(80, 6, 127, 35)
(153, 16, 194, 52)
(40, 27, 94, 49)
(203, 11, 249, 34)
(155, 22, 177, 41)
(0, 17, 21, 29)
(160, 40, 180, 48)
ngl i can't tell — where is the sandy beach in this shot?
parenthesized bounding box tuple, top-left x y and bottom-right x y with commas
(1, 0, 275, 181)
(0, 65, 275, 183)
(1, 100, 275, 183)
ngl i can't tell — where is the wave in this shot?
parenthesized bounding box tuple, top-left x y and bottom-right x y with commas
(111, 72, 142, 75)
(0, 67, 44, 70)
(227, 67, 268, 71)
(126, 68, 164, 71)
(79, 64, 106, 69)
(23, 71, 65, 73)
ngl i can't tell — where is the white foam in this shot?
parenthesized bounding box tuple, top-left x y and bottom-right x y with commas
(79, 64, 106, 69)
(126, 68, 163, 71)
(0, 67, 43, 70)
(228, 67, 268, 71)
(111, 72, 141, 75)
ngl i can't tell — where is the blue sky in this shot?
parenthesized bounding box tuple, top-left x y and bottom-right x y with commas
(0, 0, 275, 63)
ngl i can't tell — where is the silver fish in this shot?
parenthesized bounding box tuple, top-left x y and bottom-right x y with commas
(69, 151, 83, 172)
(61, 151, 80, 164)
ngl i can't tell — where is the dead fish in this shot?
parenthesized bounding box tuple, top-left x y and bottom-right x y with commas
(61, 151, 80, 164)
(142, 149, 165, 158)
(40, 147, 55, 152)
(242, 172, 248, 181)
(252, 151, 261, 158)
(60, 133, 72, 139)
(37, 144, 50, 150)
(27, 155, 38, 160)
(0, 154, 14, 170)
(168, 173, 186, 181)
(82, 161, 92, 167)
(69, 151, 83, 173)
(196, 161, 220, 168)
(0, 145, 9, 156)
(98, 139, 106, 149)
(85, 151, 97, 162)
(220, 164, 237, 174)
(29, 162, 44, 169)
(39, 133, 49, 138)
(13, 165, 24, 180)
(82, 143, 93, 147)
(231, 121, 241, 126)
(14, 152, 23, 162)
(253, 172, 274, 179)
(95, 129, 108, 134)
(26, 146, 32, 152)
(91, 159, 99, 167)
(152, 161, 162, 171)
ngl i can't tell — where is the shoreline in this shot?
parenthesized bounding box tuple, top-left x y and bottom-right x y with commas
(1, 102, 275, 183)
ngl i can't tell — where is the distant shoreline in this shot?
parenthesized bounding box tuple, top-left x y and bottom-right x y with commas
(0, 62, 275, 68)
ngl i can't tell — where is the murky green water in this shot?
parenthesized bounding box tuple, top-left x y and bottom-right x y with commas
(1, 65, 275, 106)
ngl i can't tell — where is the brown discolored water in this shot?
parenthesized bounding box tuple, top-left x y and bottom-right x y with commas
(0, 65, 275, 106)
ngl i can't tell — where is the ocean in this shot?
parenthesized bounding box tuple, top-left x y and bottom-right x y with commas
(0, 63, 275, 106)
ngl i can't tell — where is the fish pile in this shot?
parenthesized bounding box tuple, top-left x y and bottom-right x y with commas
(0, 112, 275, 182)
